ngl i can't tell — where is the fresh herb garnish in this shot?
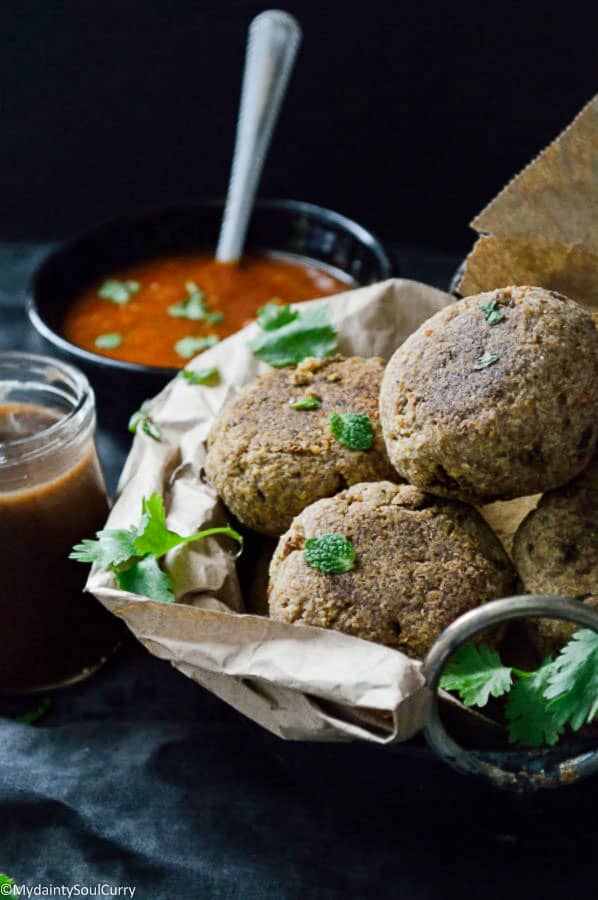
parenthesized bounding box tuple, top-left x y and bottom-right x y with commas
(175, 335, 219, 359)
(473, 351, 499, 371)
(15, 697, 52, 726)
(249, 303, 338, 368)
(544, 628, 598, 729)
(440, 643, 513, 707)
(505, 662, 563, 748)
(95, 332, 122, 349)
(290, 395, 321, 410)
(258, 302, 299, 331)
(70, 492, 243, 602)
(128, 400, 162, 441)
(116, 554, 174, 603)
(440, 629, 598, 747)
(329, 411, 374, 450)
(480, 299, 505, 325)
(304, 533, 356, 574)
(181, 367, 220, 386)
(98, 279, 140, 304)
(168, 282, 223, 324)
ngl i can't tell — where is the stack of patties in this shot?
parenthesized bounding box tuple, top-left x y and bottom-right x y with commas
(205, 286, 598, 659)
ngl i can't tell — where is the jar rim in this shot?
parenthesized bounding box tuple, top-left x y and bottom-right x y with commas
(0, 351, 94, 463)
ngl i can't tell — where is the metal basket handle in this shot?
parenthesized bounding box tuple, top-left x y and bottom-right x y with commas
(422, 595, 598, 792)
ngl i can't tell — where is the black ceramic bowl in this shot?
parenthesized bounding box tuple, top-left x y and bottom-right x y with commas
(27, 199, 394, 430)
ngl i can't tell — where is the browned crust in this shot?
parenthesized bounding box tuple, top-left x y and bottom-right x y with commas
(380, 286, 598, 504)
(513, 457, 598, 655)
(268, 481, 516, 658)
(205, 356, 397, 535)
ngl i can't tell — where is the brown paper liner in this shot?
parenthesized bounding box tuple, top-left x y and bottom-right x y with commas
(459, 95, 598, 308)
(88, 279, 451, 743)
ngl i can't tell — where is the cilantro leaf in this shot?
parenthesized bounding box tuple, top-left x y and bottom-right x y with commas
(168, 282, 223, 324)
(15, 697, 52, 725)
(132, 493, 190, 557)
(544, 629, 598, 731)
(133, 495, 243, 559)
(440, 630, 598, 748)
(69, 527, 138, 566)
(439, 643, 513, 707)
(304, 533, 356, 574)
(257, 302, 299, 331)
(249, 303, 338, 367)
(128, 400, 162, 441)
(95, 332, 122, 349)
(290, 395, 321, 410)
(480, 299, 505, 325)
(505, 663, 564, 747)
(71, 493, 244, 603)
(98, 279, 140, 304)
(329, 411, 374, 450)
(116, 555, 175, 602)
(181, 367, 220, 386)
(473, 351, 499, 370)
(175, 335, 219, 359)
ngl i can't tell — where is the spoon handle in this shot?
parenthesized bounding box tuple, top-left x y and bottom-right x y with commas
(216, 10, 302, 263)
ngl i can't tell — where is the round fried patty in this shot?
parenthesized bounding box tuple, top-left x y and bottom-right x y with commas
(379, 286, 598, 504)
(205, 356, 396, 536)
(513, 457, 598, 655)
(268, 481, 516, 658)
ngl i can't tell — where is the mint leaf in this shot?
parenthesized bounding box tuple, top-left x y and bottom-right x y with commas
(181, 367, 220, 386)
(95, 332, 122, 349)
(117, 555, 175, 602)
(175, 335, 219, 359)
(439, 643, 513, 707)
(505, 663, 564, 747)
(98, 279, 140, 304)
(168, 282, 223, 324)
(304, 533, 356, 574)
(257, 302, 299, 331)
(544, 629, 598, 731)
(249, 303, 338, 367)
(329, 411, 374, 450)
(69, 527, 138, 566)
(290, 395, 321, 410)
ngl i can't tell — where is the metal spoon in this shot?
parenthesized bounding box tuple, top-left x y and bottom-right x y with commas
(216, 10, 302, 264)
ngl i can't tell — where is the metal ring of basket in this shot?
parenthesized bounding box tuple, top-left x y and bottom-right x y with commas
(422, 595, 598, 792)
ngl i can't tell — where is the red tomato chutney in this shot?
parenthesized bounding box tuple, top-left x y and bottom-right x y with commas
(62, 252, 351, 369)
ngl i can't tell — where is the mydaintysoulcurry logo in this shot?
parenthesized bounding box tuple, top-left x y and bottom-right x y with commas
(0, 881, 136, 898)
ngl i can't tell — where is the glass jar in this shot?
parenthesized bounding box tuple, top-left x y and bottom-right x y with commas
(0, 352, 124, 693)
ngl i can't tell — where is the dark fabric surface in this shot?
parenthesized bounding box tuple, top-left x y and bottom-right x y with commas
(0, 242, 595, 899)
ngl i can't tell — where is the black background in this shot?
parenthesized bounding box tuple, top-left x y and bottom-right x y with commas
(1, 0, 596, 249)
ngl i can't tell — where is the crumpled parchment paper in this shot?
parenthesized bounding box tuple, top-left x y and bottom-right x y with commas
(458, 94, 598, 309)
(87, 278, 457, 743)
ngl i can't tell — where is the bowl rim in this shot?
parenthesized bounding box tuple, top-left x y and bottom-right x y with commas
(27, 196, 393, 377)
